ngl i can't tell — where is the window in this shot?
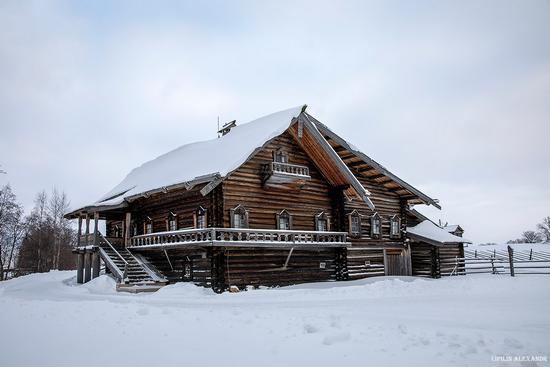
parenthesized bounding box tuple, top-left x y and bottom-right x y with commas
(348, 210, 361, 236)
(132, 223, 138, 236)
(230, 205, 248, 228)
(194, 206, 207, 229)
(144, 217, 153, 234)
(315, 212, 329, 232)
(276, 210, 292, 230)
(371, 213, 381, 238)
(168, 212, 178, 232)
(274, 148, 288, 163)
(390, 215, 401, 238)
(113, 225, 121, 238)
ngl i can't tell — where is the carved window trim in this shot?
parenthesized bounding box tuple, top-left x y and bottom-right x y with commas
(315, 211, 330, 232)
(348, 210, 361, 237)
(273, 147, 289, 163)
(370, 212, 381, 238)
(230, 204, 249, 229)
(194, 206, 207, 229)
(144, 216, 153, 234)
(167, 211, 178, 232)
(390, 214, 401, 238)
(276, 209, 293, 230)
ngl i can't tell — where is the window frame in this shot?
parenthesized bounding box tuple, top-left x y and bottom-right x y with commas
(144, 217, 153, 234)
(370, 212, 381, 238)
(273, 148, 289, 163)
(276, 209, 293, 230)
(167, 212, 178, 232)
(194, 206, 207, 229)
(230, 205, 249, 229)
(390, 215, 401, 238)
(315, 211, 330, 232)
(348, 210, 361, 237)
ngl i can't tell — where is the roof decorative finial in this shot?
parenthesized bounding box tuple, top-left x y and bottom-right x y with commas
(301, 104, 308, 113)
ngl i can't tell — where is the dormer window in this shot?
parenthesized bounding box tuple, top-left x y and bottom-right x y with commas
(230, 205, 248, 229)
(371, 213, 381, 238)
(276, 210, 292, 230)
(144, 217, 153, 234)
(167, 212, 178, 232)
(348, 210, 361, 237)
(315, 212, 329, 232)
(390, 215, 401, 238)
(194, 206, 207, 229)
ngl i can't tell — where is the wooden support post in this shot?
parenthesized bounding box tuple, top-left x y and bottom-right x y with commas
(77, 216, 83, 247)
(85, 214, 90, 247)
(124, 212, 131, 247)
(76, 252, 84, 284)
(93, 212, 99, 247)
(84, 252, 92, 283)
(508, 245, 515, 277)
(92, 251, 100, 279)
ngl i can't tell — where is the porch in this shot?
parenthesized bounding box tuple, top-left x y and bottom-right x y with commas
(128, 228, 350, 250)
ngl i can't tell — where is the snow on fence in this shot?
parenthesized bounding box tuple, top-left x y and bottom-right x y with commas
(463, 246, 550, 276)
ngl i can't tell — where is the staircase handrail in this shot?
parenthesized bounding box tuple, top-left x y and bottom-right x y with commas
(99, 232, 129, 267)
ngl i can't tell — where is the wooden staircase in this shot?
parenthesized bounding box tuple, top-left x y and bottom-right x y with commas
(97, 234, 167, 293)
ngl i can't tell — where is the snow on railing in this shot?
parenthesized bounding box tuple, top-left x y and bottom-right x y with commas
(270, 162, 310, 177)
(129, 228, 348, 249)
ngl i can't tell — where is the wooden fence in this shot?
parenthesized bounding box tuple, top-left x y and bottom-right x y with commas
(463, 246, 550, 276)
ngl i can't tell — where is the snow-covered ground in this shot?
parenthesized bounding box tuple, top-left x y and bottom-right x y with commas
(1, 271, 549, 367)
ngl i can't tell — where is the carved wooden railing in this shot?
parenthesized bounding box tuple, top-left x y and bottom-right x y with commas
(270, 162, 310, 177)
(130, 228, 214, 247)
(129, 228, 348, 248)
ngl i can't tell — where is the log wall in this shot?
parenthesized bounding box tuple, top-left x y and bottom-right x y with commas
(222, 132, 334, 230)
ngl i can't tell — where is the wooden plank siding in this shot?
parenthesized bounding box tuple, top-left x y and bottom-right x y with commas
(222, 131, 334, 231)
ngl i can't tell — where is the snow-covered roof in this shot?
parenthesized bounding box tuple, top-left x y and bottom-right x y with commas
(443, 225, 462, 233)
(407, 220, 471, 245)
(90, 105, 305, 207)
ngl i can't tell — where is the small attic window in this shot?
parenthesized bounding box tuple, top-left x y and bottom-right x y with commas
(390, 215, 401, 238)
(371, 213, 381, 238)
(274, 148, 289, 163)
(230, 205, 248, 229)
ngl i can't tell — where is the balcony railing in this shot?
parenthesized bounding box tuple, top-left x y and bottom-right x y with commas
(129, 228, 349, 249)
(270, 162, 310, 177)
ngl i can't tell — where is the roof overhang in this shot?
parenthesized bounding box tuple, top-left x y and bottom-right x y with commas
(307, 113, 441, 209)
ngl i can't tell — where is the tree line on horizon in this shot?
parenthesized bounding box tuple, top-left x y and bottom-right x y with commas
(506, 217, 550, 244)
(0, 184, 76, 281)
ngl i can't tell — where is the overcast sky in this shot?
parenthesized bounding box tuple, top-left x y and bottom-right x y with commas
(1, 0, 549, 243)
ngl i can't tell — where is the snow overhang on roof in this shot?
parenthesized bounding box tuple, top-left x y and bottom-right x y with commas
(66, 104, 375, 217)
(407, 220, 471, 246)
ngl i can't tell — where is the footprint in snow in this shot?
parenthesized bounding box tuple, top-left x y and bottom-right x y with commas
(322, 332, 351, 345)
(304, 324, 319, 334)
(136, 308, 149, 316)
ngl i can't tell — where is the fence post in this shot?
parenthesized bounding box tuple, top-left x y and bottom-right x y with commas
(508, 245, 515, 277)
(491, 256, 496, 274)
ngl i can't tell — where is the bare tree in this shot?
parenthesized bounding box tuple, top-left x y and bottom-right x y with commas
(0, 185, 23, 280)
(48, 188, 70, 269)
(537, 216, 550, 243)
(521, 230, 542, 244)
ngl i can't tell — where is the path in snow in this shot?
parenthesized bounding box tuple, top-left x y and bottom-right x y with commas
(1, 271, 549, 367)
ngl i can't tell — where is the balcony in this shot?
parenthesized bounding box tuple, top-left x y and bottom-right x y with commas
(262, 162, 311, 189)
(128, 228, 349, 250)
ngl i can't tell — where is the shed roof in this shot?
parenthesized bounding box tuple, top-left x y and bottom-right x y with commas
(407, 220, 471, 246)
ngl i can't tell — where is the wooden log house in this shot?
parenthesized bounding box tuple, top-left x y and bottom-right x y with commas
(66, 105, 468, 292)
